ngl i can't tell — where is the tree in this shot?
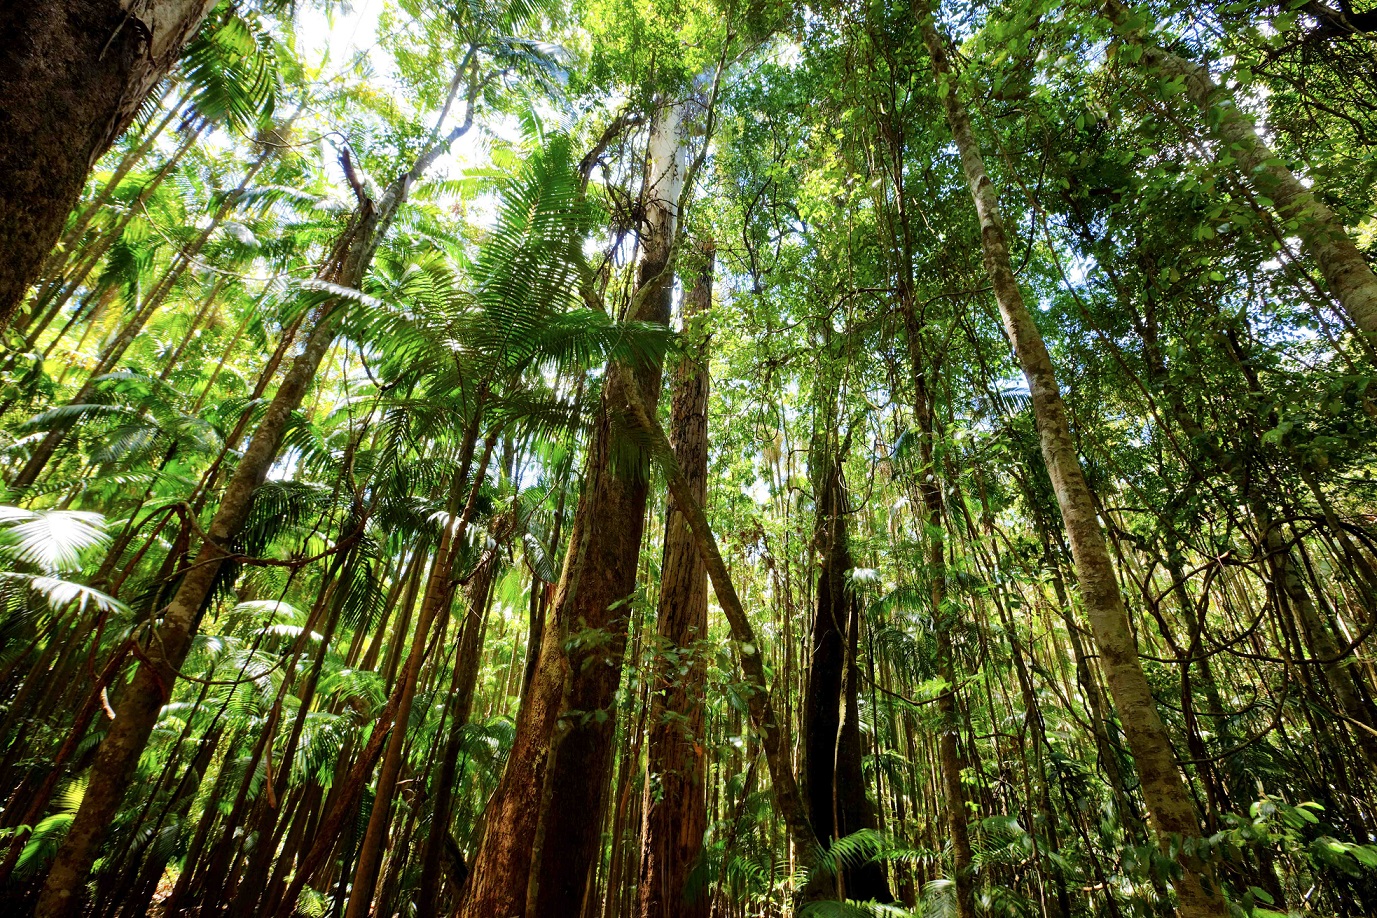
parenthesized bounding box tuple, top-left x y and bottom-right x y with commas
(916, 3, 1227, 914)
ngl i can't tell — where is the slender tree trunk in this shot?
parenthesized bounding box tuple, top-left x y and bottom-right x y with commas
(26, 91, 184, 320)
(416, 499, 508, 917)
(9, 126, 284, 491)
(346, 427, 491, 917)
(32, 184, 403, 918)
(31, 63, 483, 910)
(899, 324, 975, 918)
(0, 0, 220, 329)
(915, 7, 1227, 916)
(637, 242, 714, 918)
(277, 689, 402, 916)
(342, 562, 446, 918)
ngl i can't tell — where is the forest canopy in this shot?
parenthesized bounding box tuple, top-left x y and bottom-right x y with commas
(0, 0, 1376, 916)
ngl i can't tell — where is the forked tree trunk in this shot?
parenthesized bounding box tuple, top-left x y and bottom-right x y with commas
(1100, 0, 1377, 342)
(915, 7, 1228, 917)
(637, 242, 714, 918)
(459, 99, 685, 918)
(0, 0, 220, 329)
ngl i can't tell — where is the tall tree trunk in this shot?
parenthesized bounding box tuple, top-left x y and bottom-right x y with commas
(637, 242, 714, 918)
(619, 371, 827, 902)
(26, 90, 185, 322)
(415, 485, 515, 917)
(31, 61, 482, 911)
(0, 0, 220, 329)
(898, 325, 974, 917)
(8, 124, 286, 492)
(915, 7, 1228, 916)
(803, 444, 892, 904)
(32, 170, 410, 918)
(459, 98, 685, 918)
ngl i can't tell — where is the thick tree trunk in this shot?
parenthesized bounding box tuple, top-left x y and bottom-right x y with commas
(459, 99, 685, 918)
(620, 372, 827, 899)
(916, 7, 1228, 917)
(0, 0, 219, 329)
(803, 447, 892, 904)
(1101, 0, 1377, 341)
(637, 243, 714, 918)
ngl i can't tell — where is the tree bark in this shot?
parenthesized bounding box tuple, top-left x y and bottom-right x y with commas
(346, 427, 491, 918)
(619, 370, 827, 901)
(803, 445, 892, 904)
(899, 323, 975, 918)
(0, 0, 220, 329)
(32, 167, 409, 918)
(31, 61, 484, 910)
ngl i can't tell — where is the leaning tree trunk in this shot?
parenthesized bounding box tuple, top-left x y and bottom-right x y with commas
(1100, 0, 1377, 342)
(637, 242, 714, 918)
(459, 98, 685, 918)
(8, 124, 286, 492)
(345, 431, 491, 918)
(31, 66, 481, 912)
(619, 372, 828, 901)
(915, 6, 1228, 917)
(0, 0, 220, 329)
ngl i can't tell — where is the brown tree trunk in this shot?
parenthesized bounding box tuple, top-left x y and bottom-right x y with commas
(8, 125, 286, 492)
(459, 99, 685, 918)
(31, 66, 482, 911)
(637, 242, 714, 918)
(619, 370, 827, 901)
(346, 429, 491, 918)
(32, 178, 406, 918)
(0, 0, 220, 329)
(898, 323, 975, 918)
(915, 7, 1227, 916)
